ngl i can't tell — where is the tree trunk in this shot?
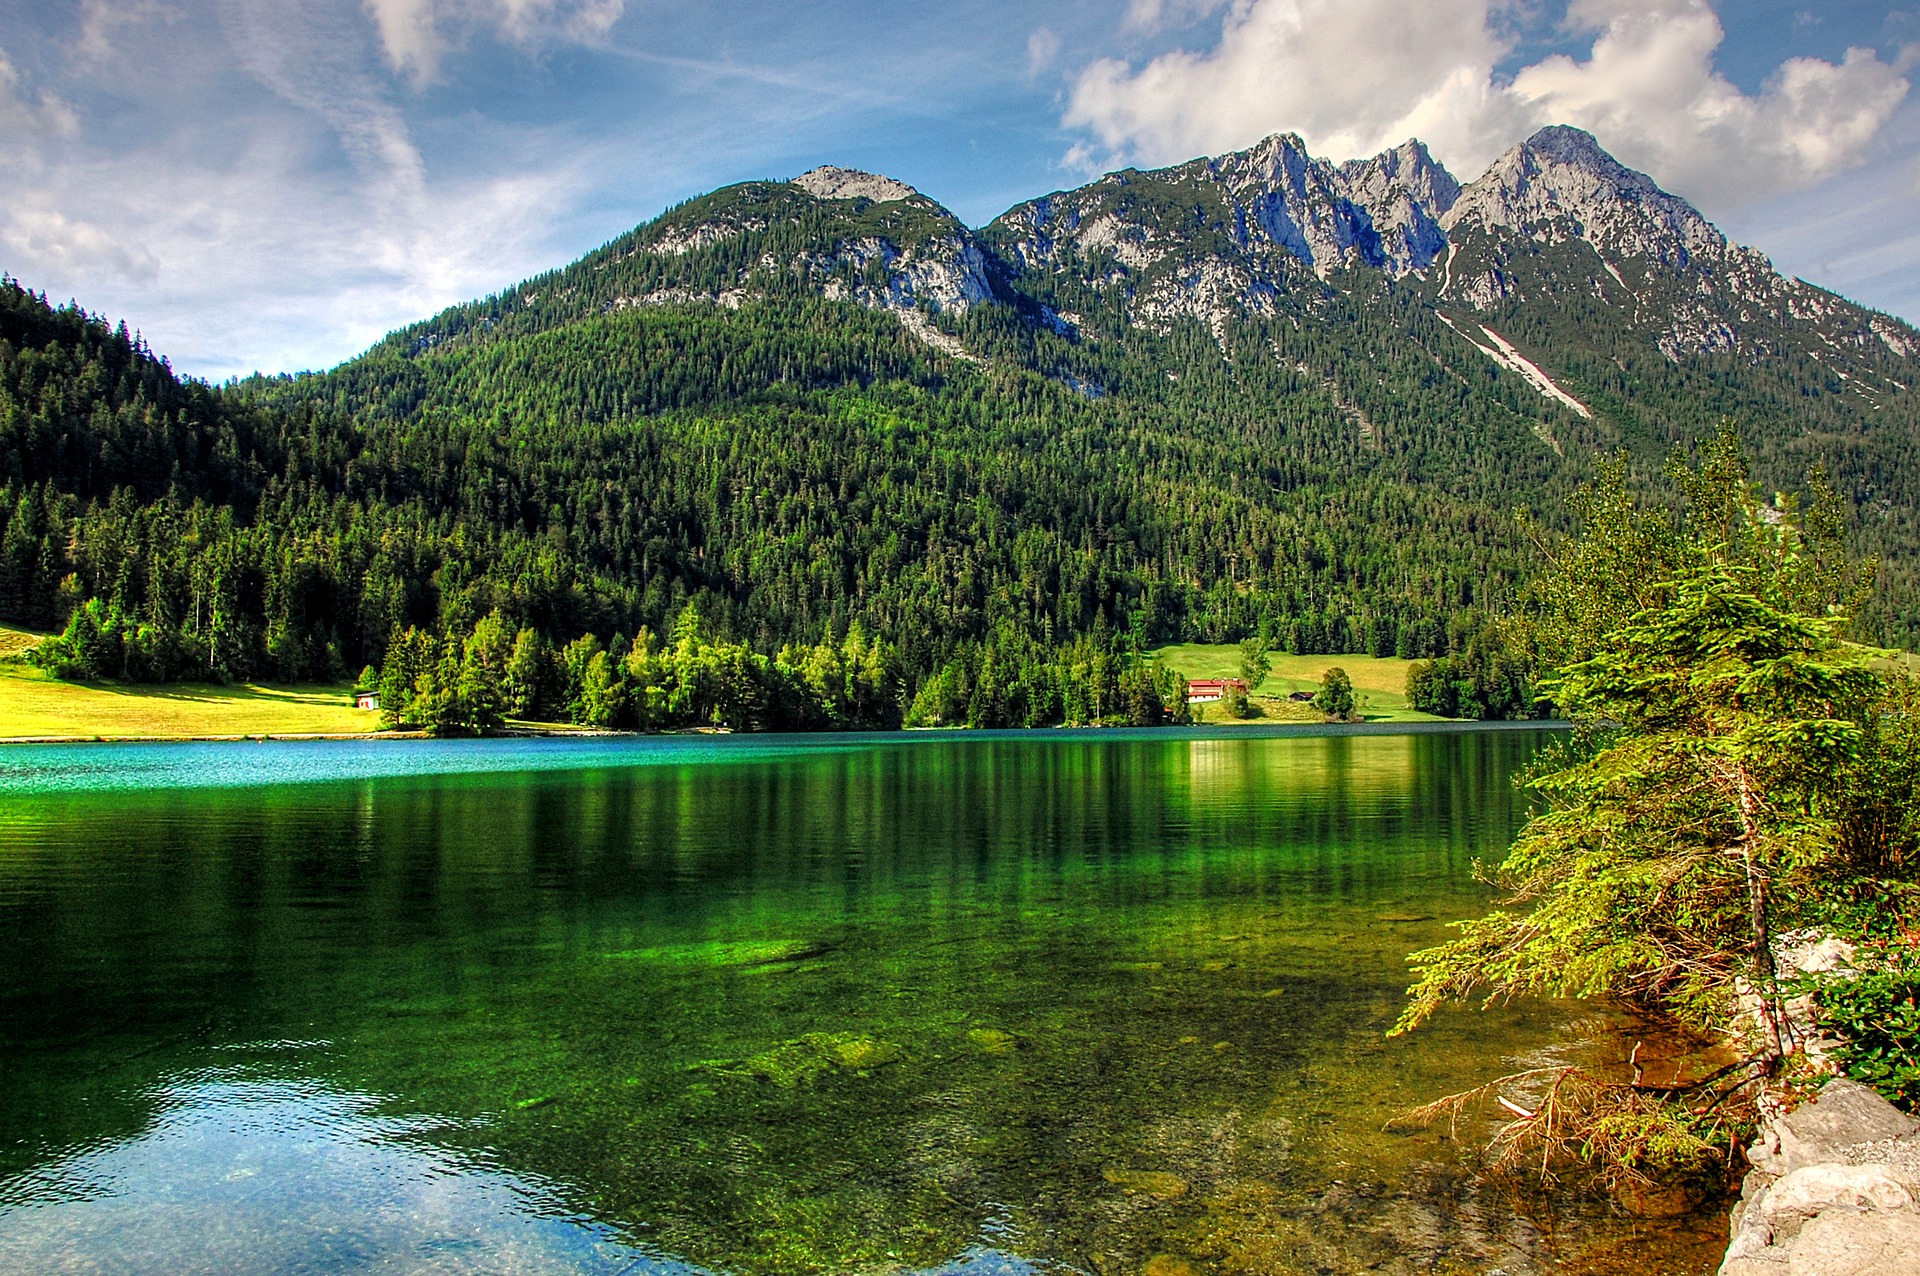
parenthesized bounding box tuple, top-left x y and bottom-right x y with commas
(1737, 768, 1784, 1062)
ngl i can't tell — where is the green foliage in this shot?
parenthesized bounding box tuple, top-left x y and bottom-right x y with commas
(1236, 638, 1270, 689)
(1396, 436, 1911, 1066)
(1405, 625, 1537, 720)
(7, 181, 1920, 728)
(1314, 666, 1355, 721)
(1811, 942, 1920, 1108)
(0, 272, 1552, 710)
(902, 627, 1185, 728)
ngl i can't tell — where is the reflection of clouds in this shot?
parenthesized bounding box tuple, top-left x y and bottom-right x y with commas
(0, 1065, 1062, 1276)
(0, 1067, 669, 1275)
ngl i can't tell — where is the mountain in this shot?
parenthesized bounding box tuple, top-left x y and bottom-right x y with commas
(3, 126, 1917, 727)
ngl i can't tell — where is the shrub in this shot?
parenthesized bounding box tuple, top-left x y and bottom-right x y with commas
(1812, 941, 1920, 1109)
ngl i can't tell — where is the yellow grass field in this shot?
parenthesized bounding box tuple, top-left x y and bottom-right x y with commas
(1149, 645, 1448, 723)
(0, 625, 378, 740)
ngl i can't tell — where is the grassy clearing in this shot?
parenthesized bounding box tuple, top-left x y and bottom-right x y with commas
(1150, 645, 1448, 723)
(0, 665, 379, 740)
(0, 624, 379, 740)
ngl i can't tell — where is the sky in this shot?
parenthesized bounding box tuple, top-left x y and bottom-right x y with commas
(1, 0, 1917, 380)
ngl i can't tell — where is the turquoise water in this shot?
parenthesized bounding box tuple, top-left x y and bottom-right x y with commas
(0, 728, 1719, 1275)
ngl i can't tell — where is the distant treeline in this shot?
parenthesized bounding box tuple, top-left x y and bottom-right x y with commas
(339, 605, 1194, 735)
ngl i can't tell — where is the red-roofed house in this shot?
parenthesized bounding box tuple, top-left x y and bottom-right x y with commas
(1185, 678, 1248, 704)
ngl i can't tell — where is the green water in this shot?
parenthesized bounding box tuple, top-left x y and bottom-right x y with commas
(0, 728, 1721, 1275)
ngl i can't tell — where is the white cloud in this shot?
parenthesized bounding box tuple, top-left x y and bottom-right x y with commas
(0, 208, 159, 286)
(1122, 0, 1228, 35)
(0, 2, 615, 377)
(1721, 100, 1920, 323)
(362, 0, 626, 84)
(1507, 0, 1910, 204)
(1027, 26, 1061, 77)
(73, 0, 178, 66)
(0, 46, 80, 151)
(1064, 0, 1911, 212)
(220, 0, 426, 201)
(1067, 0, 1523, 174)
(0, 109, 589, 376)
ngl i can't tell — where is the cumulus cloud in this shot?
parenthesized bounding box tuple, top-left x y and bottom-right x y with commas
(1507, 0, 1910, 204)
(1065, 0, 1911, 210)
(1067, 0, 1523, 173)
(363, 0, 626, 84)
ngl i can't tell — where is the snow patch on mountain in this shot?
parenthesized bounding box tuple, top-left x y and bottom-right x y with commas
(1438, 312, 1592, 418)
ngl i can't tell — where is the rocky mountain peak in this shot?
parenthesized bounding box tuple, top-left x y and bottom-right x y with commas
(1442, 125, 1722, 266)
(791, 166, 920, 203)
(1228, 132, 1315, 183)
(1338, 139, 1460, 216)
(1177, 132, 1456, 276)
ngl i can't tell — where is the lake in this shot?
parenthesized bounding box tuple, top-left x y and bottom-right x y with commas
(0, 727, 1722, 1275)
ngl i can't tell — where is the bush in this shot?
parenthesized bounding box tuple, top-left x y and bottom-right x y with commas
(1812, 942, 1920, 1110)
(1405, 626, 1535, 719)
(1314, 666, 1355, 720)
(1221, 682, 1251, 719)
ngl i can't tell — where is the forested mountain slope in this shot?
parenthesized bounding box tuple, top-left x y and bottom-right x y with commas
(2, 126, 1916, 721)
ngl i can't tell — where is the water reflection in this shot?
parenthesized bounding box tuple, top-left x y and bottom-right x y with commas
(0, 1056, 1065, 1276)
(0, 1060, 663, 1275)
(0, 730, 1721, 1275)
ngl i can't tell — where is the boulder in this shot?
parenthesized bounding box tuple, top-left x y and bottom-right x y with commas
(1722, 1080, 1920, 1276)
(1787, 1210, 1920, 1276)
(1763, 1165, 1917, 1241)
(1750, 1080, 1920, 1177)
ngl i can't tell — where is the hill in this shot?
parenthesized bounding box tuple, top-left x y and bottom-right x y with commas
(3, 126, 1916, 727)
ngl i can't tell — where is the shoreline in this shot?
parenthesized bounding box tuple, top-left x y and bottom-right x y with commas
(0, 719, 1568, 747)
(0, 726, 630, 745)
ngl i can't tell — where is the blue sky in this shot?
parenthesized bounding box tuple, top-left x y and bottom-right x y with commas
(1, 0, 1916, 379)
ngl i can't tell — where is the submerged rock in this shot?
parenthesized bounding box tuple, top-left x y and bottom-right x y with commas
(1104, 1168, 1191, 1199)
(967, 1028, 1018, 1056)
(605, 938, 832, 968)
(739, 1032, 905, 1086)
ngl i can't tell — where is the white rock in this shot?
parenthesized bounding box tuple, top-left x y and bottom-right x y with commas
(791, 166, 919, 203)
(1787, 1210, 1920, 1276)
(1764, 1165, 1917, 1240)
